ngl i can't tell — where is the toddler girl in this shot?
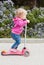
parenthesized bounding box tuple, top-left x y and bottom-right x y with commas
(10, 8, 30, 52)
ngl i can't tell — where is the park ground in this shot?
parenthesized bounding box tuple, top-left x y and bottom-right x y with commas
(0, 38, 44, 65)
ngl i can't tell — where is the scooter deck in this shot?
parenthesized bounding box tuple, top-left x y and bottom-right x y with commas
(1, 50, 24, 56)
(1, 53, 23, 56)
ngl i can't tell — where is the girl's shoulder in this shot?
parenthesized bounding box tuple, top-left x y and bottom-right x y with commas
(13, 17, 21, 21)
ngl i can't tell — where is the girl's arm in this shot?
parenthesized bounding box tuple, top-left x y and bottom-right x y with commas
(13, 17, 30, 27)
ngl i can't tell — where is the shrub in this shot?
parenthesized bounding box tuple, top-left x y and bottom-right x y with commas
(3, 19, 12, 25)
(27, 7, 44, 28)
(0, 22, 2, 27)
(3, 10, 10, 16)
(0, 29, 11, 38)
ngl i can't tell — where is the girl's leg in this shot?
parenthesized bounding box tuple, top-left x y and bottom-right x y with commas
(11, 33, 21, 49)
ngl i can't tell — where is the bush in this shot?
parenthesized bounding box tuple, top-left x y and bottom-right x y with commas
(27, 7, 44, 28)
(0, 29, 11, 38)
(0, 3, 44, 38)
(26, 7, 44, 38)
(37, 15, 44, 23)
(0, 22, 2, 27)
(3, 19, 12, 25)
(3, 10, 10, 16)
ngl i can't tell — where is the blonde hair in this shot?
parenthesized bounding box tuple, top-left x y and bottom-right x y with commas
(15, 8, 27, 19)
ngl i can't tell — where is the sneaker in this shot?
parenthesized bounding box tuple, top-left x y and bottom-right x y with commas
(10, 48, 17, 52)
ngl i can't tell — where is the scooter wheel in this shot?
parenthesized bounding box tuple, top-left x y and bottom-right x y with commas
(1, 51, 6, 55)
(24, 51, 29, 57)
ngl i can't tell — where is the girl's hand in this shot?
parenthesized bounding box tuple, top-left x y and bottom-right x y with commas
(13, 18, 14, 21)
(27, 20, 30, 23)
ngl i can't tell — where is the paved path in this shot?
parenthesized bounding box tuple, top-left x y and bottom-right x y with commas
(0, 43, 44, 65)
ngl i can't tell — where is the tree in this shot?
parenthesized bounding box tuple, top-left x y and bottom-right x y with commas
(37, 0, 44, 7)
(0, 0, 44, 7)
(12, 0, 36, 9)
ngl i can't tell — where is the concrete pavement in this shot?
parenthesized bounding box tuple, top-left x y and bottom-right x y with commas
(0, 42, 44, 65)
(0, 38, 44, 43)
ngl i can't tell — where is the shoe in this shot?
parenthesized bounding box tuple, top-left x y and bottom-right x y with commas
(10, 48, 17, 52)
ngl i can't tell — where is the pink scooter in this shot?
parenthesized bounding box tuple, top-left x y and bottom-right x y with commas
(1, 25, 29, 57)
(1, 47, 29, 57)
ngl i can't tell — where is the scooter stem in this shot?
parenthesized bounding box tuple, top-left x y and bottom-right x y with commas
(24, 24, 27, 47)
